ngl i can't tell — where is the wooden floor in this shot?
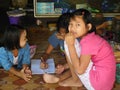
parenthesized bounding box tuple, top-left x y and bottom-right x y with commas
(0, 26, 120, 90)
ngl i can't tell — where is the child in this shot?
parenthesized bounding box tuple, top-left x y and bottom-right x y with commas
(93, 13, 108, 37)
(41, 12, 71, 62)
(0, 24, 32, 82)
(41, 13, 82, 86)
(64, 8, 116, 90)
(41, 13, 71, 74)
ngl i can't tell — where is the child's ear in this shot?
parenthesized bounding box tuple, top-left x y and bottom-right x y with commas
(87, 23, 92, 31)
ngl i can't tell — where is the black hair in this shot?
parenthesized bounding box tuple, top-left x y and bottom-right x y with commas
(56, 12, 71, 33)
(71, 8, 96, 33)
(0, 24, 26, 50)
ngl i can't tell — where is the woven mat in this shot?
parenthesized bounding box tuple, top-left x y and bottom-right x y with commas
(0, 69, 86, 90)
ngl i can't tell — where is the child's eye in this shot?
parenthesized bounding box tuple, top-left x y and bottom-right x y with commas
(77, 23, 80, 26)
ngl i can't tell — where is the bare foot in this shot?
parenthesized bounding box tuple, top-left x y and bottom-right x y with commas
(59, 77, 83, 87)
(43, 73, 59, 83)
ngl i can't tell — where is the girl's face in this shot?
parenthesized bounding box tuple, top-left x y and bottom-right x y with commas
(68, 16, 90, 38)
(20, 30, 27, 48)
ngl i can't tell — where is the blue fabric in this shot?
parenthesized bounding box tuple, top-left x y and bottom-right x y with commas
(0, 43, 30, 71)
(48, 31, 64, 50)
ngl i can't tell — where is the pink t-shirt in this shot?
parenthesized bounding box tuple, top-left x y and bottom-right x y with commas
(80, 32, 116, 90)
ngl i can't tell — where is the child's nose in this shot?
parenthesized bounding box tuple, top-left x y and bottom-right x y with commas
(70, 26, 75, 32)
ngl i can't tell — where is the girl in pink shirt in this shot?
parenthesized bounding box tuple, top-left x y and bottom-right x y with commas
(64, 9, 116, 90)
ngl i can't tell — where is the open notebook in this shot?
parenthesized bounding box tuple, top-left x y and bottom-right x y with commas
(31, 58, 55, 74)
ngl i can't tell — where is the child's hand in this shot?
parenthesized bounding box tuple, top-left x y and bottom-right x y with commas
(101, 22, 109, 28)
(20, 67, 32, 82)
(65, 33, 75, 46)
(24, 67, 32, 75)
(56, 33, 65, 40)
(55, 64, 65, 74)
(40, 57, 48, 69)
(40, 62, 48, 69)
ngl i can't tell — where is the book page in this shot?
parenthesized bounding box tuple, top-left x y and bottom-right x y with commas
(31, 58, 55, 74)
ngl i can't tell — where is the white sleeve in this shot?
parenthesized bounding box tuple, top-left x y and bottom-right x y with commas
(64, 39, 81, 63)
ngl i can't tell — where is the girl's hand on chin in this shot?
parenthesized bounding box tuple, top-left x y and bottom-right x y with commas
(65, 33, 75, 46)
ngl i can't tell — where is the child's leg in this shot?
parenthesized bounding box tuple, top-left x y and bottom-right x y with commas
(65, 55, 80, 81)
(59, 77, 83, 87)
(58, 55, 83, 87)
(43, 69, 71, 83)
(43, 73, 59, 83)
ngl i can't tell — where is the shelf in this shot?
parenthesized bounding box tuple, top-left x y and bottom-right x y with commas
(34, 13, 61, 18)
(33, 0, 120, 18)
(92, 13, 120, 17)
(34, 13, 120, 18)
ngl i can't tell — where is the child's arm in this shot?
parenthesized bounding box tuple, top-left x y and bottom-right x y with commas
(41, 44, 54, 62)
(96, 22, 108, 30)
(67, 43, 91, 75)
(65, 33, 90, 75)
(40, 44, 54, 69)
(9, 66, 32, 82)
